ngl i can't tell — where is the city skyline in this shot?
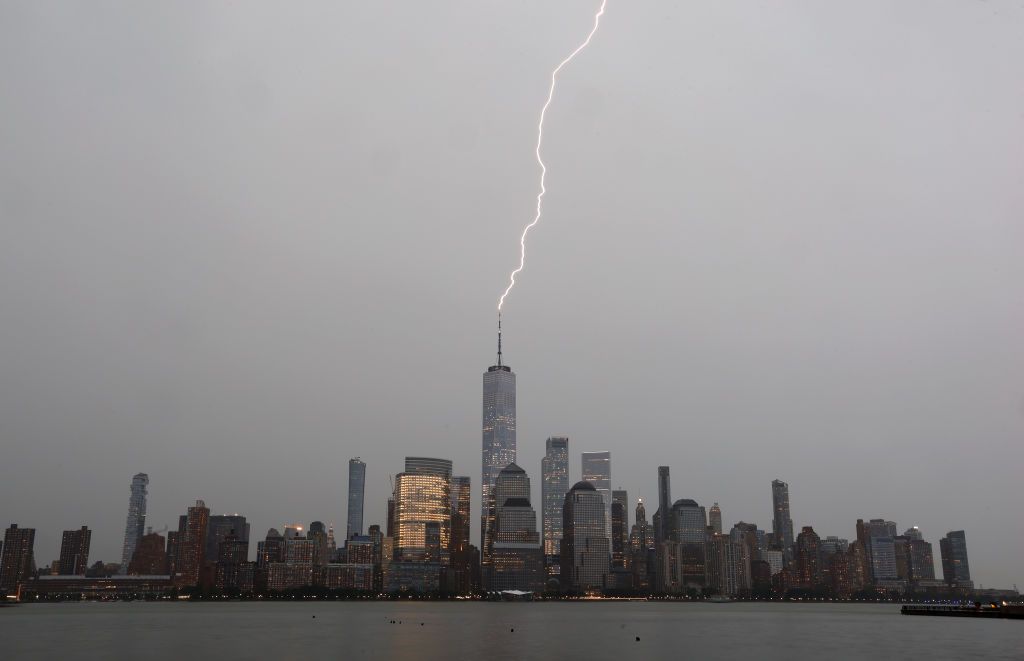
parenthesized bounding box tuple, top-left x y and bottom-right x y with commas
(1, 0, 1022, 591)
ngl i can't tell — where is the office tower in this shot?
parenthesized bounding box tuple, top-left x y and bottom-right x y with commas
(450, 476, 472, 554)
(256, 529, 286, 568)
(327, 524, 337, 557)
(657, 466, 671, 542)
(795, 526, 823, 589)
(393, 461, 451, 565)
(206, 515, 249, 563)
(829, 549, 852, 598)
(308, 521, 329, 566)
(939, 530, 971, 586)
(669, 499, 708, 589)
(482, 350, 516, 551)
(581, 451, 612, 538)
(869, 536, 897, 581)
(705, 532, 747, 597)
(670, 500, 707, 544)
(386, 498, 395, 539)
(177, 500, 210, 587)
(488, 464, 543, 592)
(58, 526, 91, 575)
(709, 503, 722, 535)
(215, 529, 252, 594)
(128, 531, 168, 575)
(611, 490, 628, 568)
(347, 458, 366, 540)
(541, 436, 569, 571)
(903, 526, 923, 541)
(628, 499, 655, 591)
(0, 524, 35, 595)
(561, 481, 610, 593)
(771, 479, 794, 564)
(907, 539, 935, 581)
(119, 473, 149, 574)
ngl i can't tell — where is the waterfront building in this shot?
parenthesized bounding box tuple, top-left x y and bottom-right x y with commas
(561, 481, 609, 593)
(629, 499, 655, 591)
(795, 526, 823, 589)
(347, 457, 366, 540)
(940, 530, 971, 587)
(541, 436, 569, 573)
(869, 535, 897, 581)
(257, 529, 285, 568)
(0, 524, 35, 595)
(771, 479, 794, 565)
(176, 500, 210, 587)
(488, 464, 543, 592)
(450, 476, 472, 554)
(669, 499, 707, 589)
(482, 354, 517, 552)
(908, 538, 935, 581)
(611, 490, 628, 568)
(205, 515, 249, 564)
(830, 549, 852, 598)
(321, 563, 374, 591)
(119, 473, 149, 574)
(308, 521, 330, 567)
(128, 531, 168, 575)
(58, 526, 91, 575)
(709, 503, 722, 535)
(705, 533, 748, 597)
(394, 462, 451, 565)
(215, 531, 252, 593)
(657, 467, 671, 543)
(581, 451, 612, 538)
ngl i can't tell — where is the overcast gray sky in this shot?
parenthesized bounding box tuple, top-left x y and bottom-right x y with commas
(1, 0, 1022, 587)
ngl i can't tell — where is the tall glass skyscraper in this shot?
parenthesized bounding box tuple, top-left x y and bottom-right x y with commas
(450, 476, 472, 554)
(561, 481, 609, 593)
(482, 359, 516, 550)
(119, 473, 149, 574)
(940, 530, 971, 586)
(541, 437, 569, 563)
(771, 479, 794, 563)
(581, 451, 611, 538)
(657, 466, 671, 542)
(347, 458, 366, 540)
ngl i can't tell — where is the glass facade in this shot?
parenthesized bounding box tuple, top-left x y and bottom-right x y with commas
(771, 479, 794, 563)
(347, 458, 366, 540)
(581, 451, 611, 539)
(562, 481, 609, 592)
(393, 471, 451, 565)
(119, 473, 149, 574)
(482, 364, 516, 551)
(541, 437, 569, 559)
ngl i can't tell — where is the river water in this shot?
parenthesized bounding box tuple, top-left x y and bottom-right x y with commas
(1, 601, 1021, 660)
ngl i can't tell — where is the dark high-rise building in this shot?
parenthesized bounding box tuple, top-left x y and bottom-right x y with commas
(0, 524, 35, 595)
(907, 538, 935, 581)
(481, 349, 516, 552)
(488, 464, 544, 592)
(541, 436, 569, 570)
(386, 498, 396, 539)
(128, 531, 168, 575)
(256, 529, 285, 569)
(581, 451, 611, 538)
(176, 500, 210, 587)
(206, 515, 249, 564)
(611, 490, 628, 568)
(450, 476, 472, 555)
(119, 473, 149, 574)
(940, 530, 971, 586)
(58, 526, 91, 575)
(347, 457, 366, 540)
(561, 481, 609, 593)
(656, 466, 671, 542)
(771, 479, 794, 564)
(795, 526, 823, 589)
(215, 530, 251, 593)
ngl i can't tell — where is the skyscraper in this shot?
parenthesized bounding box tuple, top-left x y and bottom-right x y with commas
(347, 457, 366, 540)
(611, 490, 628, 568)
(795, 526, 823, 589)
(561, 481, 609, 593)
(58, 526, 91, 575)
(657, 466, 671, 542)
(482, 349, 516, 552)
(119, 473, 149, 574)
(709, 503, 723, 535)
(450, 476, 472, 554)
(940, 530, 971, 587)
(393, 459, 451, 564)
(128, 531, 168, 575)
(177, 500, 210, 587)
(0, 524, 35, 595)
(541, 436, 569, 568)
(771, 479, 794, 564)
(488, 464, 543, 592)
(206, 515, 249, 564)
(581, 451, 611, 538)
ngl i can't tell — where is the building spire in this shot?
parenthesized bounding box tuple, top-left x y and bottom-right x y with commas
(497, 310, 503, 366)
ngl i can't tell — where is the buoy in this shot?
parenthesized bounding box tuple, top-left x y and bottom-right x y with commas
(635, 637, 640, 642)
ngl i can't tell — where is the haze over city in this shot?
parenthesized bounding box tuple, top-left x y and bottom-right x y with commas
(1, 0, 1022, 593)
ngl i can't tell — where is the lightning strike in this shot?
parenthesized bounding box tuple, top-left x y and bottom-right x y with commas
(497, 0, 608, 312)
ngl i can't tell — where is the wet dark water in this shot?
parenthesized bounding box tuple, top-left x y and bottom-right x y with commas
(1, 601, 1021, 660)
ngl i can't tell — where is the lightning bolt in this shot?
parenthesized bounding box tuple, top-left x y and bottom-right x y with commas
(497, 0, 608, 312)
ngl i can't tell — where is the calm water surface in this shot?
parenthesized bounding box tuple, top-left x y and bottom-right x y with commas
(2, 601, 1022, 660)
